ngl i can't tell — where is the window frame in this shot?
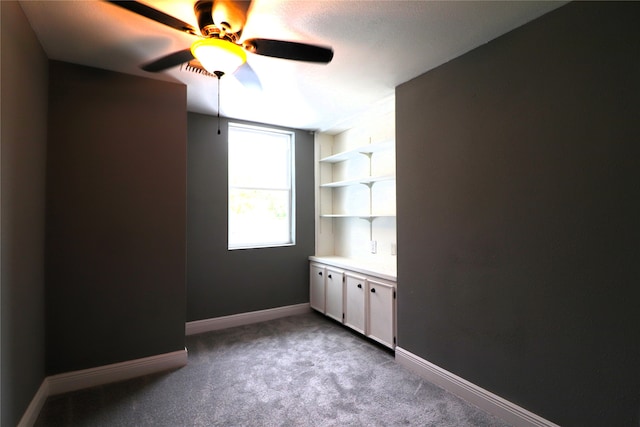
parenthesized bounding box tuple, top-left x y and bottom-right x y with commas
(227, 122, 296, 250)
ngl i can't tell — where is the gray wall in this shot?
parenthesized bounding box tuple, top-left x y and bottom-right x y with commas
(396, 2, 640, 426)
(187, 113, 314, 321)
(0, 2, 48, 425)
(46, 61, 187, 375)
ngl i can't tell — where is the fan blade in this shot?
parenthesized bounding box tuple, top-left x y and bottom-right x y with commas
(142, 49, 195, 72)
(243, 39, 333, 63)
(107, 1, 198, 36)
(234, 62, 262, 91)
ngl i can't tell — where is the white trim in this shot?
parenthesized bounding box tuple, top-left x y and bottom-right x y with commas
(17, 380, 49, 427)
(47, 349, 188, 396)
(186, 303, 311, 335)
(395, 347, 560, 427)
(17, 349, 187, 426)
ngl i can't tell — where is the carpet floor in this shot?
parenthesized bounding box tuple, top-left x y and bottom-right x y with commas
(35, 312, 512, 426)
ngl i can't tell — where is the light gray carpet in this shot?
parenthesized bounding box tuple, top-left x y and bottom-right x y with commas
(35, 312, 511, 426)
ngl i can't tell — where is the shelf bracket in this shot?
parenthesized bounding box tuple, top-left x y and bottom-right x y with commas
(354, 216, 375, 240)
(361, 152, 374, 177)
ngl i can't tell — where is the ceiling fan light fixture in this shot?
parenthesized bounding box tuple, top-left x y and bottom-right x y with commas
(191, 38, 247, 75)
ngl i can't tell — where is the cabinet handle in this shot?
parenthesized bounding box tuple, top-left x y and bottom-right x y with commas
(370, 288, 376, 293)
(318, 272, 322, 276)
(328, 274, 332, 279)
(357, 283, 362, 289)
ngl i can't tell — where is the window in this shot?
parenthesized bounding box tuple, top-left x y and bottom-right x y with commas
(228, 123, 295, 249)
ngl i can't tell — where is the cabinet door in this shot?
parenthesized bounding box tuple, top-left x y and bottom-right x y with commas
(309, 264, 325, 313)
(344, 273, 366, 334)
(367, 278, 396, 348)
(324, 267, 344, 322)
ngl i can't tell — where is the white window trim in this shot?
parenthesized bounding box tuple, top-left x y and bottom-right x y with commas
(227, 122, 296, 250)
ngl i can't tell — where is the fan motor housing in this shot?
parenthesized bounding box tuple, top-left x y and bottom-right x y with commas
(194, 0, 249, 41)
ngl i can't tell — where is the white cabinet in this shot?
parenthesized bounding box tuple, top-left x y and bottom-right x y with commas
(310, 263, 345, 322)
(309, 260, 396, 349)
(367, 278, 396, 348)
(309, 263, 325, 312)
(312, 108, 396, 349)
(344, 272, 367, 334)
(324, 267, 344, 322)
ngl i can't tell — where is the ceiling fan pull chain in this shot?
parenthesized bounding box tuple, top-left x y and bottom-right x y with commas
(214, 71, 225, 135)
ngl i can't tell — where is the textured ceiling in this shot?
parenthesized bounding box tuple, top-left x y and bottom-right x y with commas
(19, 0, 566, 133)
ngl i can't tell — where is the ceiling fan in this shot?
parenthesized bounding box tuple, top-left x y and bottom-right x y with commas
(107, 0, 334, 80)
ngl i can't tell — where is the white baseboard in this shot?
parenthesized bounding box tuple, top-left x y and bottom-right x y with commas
(186, 303, 311, 335)
(18, 349, 187, 427)
(17, 380, 49, 427)
(47, 349, 188, 396)
(395, 347, 560, 427)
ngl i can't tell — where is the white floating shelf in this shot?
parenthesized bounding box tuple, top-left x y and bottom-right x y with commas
(319, 139, 394, 163)
(320, 214, 396, 219)
(320, 174, 395, 188)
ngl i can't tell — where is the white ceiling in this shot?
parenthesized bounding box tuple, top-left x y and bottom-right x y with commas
(19, 0, 565, 134)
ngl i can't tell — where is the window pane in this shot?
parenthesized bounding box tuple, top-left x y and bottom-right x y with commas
(229, 128, 290, 189)
(229, 189, 291, 247)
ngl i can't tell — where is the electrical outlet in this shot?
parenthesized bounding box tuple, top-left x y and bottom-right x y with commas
(391, 243, 397, 256)
(370, 240, 377, 254)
